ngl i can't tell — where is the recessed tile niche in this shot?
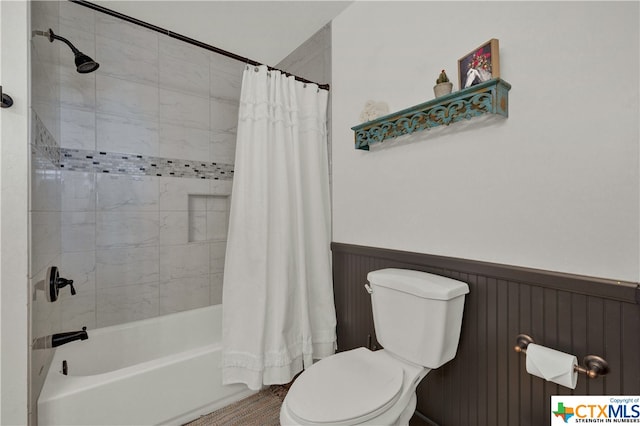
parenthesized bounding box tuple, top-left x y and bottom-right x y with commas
(188, 194, 230, 242)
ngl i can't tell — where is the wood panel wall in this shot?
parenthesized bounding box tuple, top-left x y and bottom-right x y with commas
(331, 243, 640, 426)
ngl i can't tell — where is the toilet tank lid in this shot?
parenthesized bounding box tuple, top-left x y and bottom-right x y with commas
(367, 269, 469, 300)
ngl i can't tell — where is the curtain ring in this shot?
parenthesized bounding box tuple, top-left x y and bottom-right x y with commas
(254, 66, 259, 72)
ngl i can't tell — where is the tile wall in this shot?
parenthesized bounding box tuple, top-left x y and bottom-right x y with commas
(30, 1, 62, 419)
(30, 2, 244, 412)
(55, 1, 243, 329)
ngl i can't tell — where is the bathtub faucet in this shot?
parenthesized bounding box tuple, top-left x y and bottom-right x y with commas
(33, 327, 89, 349)
(51, 327, 88, 347)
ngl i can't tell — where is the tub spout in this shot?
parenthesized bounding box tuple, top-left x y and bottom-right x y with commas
(51, 327, 88, 347)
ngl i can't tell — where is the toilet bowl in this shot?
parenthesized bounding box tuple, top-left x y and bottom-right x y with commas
(280, 348, 428, 425)
(281, 269, 469, 426)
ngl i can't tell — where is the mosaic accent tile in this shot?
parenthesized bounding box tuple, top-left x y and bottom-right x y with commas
(33, 113, 61, 169)
(60, 148, 234, 180)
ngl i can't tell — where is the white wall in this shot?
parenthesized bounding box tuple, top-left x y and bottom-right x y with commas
(0, 1, 30, 424)
(331, 2, 639, 282)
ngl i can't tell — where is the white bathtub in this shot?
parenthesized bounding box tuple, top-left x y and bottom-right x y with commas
(37, 305, 255, 425)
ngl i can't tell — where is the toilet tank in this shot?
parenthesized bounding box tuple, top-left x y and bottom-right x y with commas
(367, 269, 469, 368)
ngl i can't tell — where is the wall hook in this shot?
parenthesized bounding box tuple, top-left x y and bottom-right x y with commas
(1, 85, 14, 108)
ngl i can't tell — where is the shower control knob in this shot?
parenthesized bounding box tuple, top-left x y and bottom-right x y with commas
(46, 266, 77, 302)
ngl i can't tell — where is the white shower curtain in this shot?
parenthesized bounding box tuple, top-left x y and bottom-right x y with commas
(221, 65, 336, 390)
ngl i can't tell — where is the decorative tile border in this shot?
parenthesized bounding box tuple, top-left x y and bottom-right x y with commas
(33, 111, 234, 180)
(33, 113, 61, 169)
(60, 148, 234, 180)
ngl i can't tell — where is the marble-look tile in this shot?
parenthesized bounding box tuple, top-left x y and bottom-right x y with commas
(32, 110, 60, 167)
(160, 53, 209, 97)
(56, 26, 95, 64)
(31, 33, 59, 70)
(31, 169, 62, 212)
(30, 211, 62, 277)
(97, 34, 159, 86)
(210, 54, 244, 101)
(59, 1, 96, 35)
(60, 107, 96, 150)
(31, 69, 60, 124)
(59, 291, 97, 330)
(207, 194, 229, 211)
(60, 66, 96, 110)
(159, 211, 189, 246)
(160, 36, 209, 66)
(61, 171, 96, 212)
(96, 74, 159, 121)
(96, 113, 159, 157)
(210, 98, 239, 133)
(159, 243, 209, 279)
(61, 250, 96, 294)
(159, 177, 209, 211)
(188, 210, 208, 242)
(32, 103, 61, 151)
(159, 122, 210, 162)
(31, 260, 62, 335)
(31, 1, 60, 40)
(159, 275, 210, 315)
(159, 88, 209, 130)
(209, 179, 234, 196)
(96, 245, 159, 288)
(96, 174, 158, 212)
(62, 211, 96, 253)
(188, 194, 208, 211)
(210, 241, 226, 273)
(95, 14, 158, 48)
(210, 272, 224, 305)
(207, 210, 229, 241)
(96, 211, 159, 249)
(210, 132, 237, 165)
(96, 282, 159, 328)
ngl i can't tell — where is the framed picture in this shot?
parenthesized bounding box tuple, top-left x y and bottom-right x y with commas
(458, 39, 500, 90)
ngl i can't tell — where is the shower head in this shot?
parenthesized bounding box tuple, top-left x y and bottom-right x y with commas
(73, 52, 100, 74)
(47, 28, 100, 74)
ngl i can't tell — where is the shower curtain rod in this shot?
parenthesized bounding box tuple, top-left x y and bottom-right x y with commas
(69, 0, 330, 91)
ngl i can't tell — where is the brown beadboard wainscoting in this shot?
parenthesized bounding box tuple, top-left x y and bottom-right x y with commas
(331, 242, 640, 426)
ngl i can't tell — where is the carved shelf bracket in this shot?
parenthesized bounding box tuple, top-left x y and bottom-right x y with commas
(351, 78, 511, 150)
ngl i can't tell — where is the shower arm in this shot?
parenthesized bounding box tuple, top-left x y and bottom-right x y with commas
(48, 29, 81, 55)
(33, 29, 81, 55)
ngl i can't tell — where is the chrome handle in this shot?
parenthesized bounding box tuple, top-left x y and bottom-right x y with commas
(364, 283, 373, 294)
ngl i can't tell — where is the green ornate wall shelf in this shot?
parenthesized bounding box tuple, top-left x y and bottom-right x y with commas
(352, 78, 511, 150)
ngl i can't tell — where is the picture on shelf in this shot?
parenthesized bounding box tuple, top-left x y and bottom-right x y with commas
(458, 39, 500, 90)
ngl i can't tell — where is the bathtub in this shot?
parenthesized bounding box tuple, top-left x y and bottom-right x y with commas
(37, 305, 255, 425)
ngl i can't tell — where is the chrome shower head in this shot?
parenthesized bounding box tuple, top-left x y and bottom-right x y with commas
(47, 28, 100, 74)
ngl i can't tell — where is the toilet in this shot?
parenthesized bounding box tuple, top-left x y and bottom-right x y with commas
(280, 268, 469, 426)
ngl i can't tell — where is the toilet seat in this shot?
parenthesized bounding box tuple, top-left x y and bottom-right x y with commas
(285, 348, 404, 425)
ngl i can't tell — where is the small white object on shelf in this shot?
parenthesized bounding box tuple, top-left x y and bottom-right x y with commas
(359, 100, 390, 123)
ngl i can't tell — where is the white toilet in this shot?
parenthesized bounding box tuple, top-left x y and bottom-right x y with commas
(280, 268, 469, 426)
